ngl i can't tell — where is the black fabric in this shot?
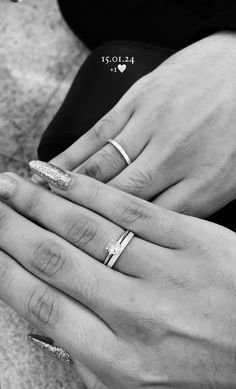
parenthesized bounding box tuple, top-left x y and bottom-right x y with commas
(38, 42, 175, 159)
(58, 0, 236, 50)
(38, 41, 236, 232)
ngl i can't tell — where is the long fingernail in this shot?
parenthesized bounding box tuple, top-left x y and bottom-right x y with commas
(29, 161, 72, 190)
(31, 174, 51, 190)
(28, 334, 73, 366)
(0, 173, 16, 199)
(31, 174, 46, 185)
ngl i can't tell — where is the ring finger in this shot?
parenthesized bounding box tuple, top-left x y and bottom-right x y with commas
(75, 116, 150, 183)
(1, 173, 166, 277)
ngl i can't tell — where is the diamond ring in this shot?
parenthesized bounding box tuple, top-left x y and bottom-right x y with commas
(104, 230, 134, 269)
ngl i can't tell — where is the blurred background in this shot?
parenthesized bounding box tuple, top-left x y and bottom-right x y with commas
(0, 0, 88, 387)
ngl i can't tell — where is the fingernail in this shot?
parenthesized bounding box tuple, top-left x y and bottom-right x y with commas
(31, 174, 50, 189)
(29, 161, 72, 190)
(31, 174, 46, 184)
(28, 333, 73, 366)
(0, 173, 16, 199)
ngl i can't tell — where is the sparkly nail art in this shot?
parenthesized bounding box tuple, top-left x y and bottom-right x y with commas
(28, 334, 73, 366)
(29, 161, 72, 190)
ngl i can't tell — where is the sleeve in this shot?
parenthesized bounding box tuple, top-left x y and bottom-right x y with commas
(188, 5, 236, 44)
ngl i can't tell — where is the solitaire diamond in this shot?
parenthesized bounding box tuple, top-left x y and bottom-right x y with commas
(106, 240, 122, 255)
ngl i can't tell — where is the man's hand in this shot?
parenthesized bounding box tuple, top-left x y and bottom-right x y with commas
(39, 31, 236, 218)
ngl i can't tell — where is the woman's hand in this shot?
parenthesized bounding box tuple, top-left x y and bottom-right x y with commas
(1, 165, 236, 388)
(41, 31, 236, 218)
(0, 167, 236, 389)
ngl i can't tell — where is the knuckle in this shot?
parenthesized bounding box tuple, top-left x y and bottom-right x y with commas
(178, 201, 195, 216)
(115, 170, 153, 197)
(81, 161, 102, 180)
(155, 206, 179, 235)
(91, 111, 117, 144)
(130, 169, 153, 189)
(65, 214, 98, 249)
(99, 146, 122, 170)
(118, 199, 151, 226)
(92, 122, 106, 144)
(31, 240, 67, 278)
(26, 286, 59, 327)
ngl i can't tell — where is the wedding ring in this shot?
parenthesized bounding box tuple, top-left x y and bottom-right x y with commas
(107, 139, 132, 166)
(104, 230, 134, 269)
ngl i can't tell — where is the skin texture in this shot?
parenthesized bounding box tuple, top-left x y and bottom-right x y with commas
(36, 31, 236, 218)
(1, 171, 236, 388)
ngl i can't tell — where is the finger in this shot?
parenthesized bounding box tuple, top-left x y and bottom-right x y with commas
(3, 172, 156, 278)
(108, 140, 182, 200)
(0, 249, 118, 372)
(152, 178, 226, 218)
(75, 116, 150, 182)
(75, 362, 108, 389)
(31, 100, 133, 186)
(0, 200, 132, 319)
(6, 173, 124, 261)
(29, 162, 201, 249)
(51, 98, 134, 170)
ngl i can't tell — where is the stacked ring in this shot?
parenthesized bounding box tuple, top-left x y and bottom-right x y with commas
(104, 230, 135, 269)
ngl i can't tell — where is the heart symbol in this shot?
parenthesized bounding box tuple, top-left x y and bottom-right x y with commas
(118, 64, 126, 73)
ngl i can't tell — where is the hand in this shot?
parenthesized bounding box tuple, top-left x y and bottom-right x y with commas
(40, 31, 236, 218)
(1, 165, 236, 388)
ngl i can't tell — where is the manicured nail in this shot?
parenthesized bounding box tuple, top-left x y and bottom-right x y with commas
(0, 173, 16, 199)
(29, 161, 72, 190)
(31, 174, 46, 184)
(31, 174, 50, 190)
(28, 333, 73, 366)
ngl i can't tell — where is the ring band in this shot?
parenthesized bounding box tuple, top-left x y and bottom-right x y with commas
(108, 139, 132, 166)
(104, 230, 134, 269)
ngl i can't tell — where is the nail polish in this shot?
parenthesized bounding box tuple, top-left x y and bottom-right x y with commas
(29, 161, 72, 190)
(28, 334, 73, 366)
(0, 173, 16, 199)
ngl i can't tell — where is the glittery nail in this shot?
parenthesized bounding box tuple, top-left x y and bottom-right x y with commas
(28, 334, 73, 366)
(0, 173, 16, 199)
(29, 161, 72, 190)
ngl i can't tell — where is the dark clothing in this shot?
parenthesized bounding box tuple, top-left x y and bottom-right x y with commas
(38, 1, 236, 231)
(38, 42, 175, 161)
(58, 0, 236, 50)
